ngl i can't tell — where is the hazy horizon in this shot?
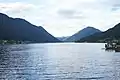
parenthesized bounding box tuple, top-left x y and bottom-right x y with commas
(0, 0, 120, 37)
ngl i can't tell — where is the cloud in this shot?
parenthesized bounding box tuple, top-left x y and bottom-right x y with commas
(58, 9, 85, 19)
(1, 0, 120, 37)
(111, 3, 120, 11)
(0, 2, 36, 14)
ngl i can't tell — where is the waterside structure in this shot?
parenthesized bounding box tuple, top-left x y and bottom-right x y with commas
(105, 41, 120, 52)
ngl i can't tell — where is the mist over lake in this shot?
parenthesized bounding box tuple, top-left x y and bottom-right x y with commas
(0, 43, 119, 80)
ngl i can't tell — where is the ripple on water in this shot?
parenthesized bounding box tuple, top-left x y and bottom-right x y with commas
(0, 43, 119, 80)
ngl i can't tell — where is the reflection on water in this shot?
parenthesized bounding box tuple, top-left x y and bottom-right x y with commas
(0, 43, 120, 80)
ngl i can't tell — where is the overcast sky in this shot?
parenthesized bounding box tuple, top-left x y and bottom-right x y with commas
(0, 0, 120, 37)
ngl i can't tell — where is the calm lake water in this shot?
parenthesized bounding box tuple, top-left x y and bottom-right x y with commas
(0, 43, 120, 80)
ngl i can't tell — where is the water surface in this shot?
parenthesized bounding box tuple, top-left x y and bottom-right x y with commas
(0, 43, 120, 80)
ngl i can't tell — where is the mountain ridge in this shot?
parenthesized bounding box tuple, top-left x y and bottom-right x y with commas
(77, 23, 120, 42)
(64, 27, 101, 42)
(0, 13, 60, 43)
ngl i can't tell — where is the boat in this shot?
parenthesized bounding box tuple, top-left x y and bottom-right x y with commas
(105, 42, 116, 50)
(115, 47, 120, 52)
(115, 43, 120, 52)
(105, 41, 120, 52)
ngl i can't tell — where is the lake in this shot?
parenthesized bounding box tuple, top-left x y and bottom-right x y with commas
(0, 43, 120, 80)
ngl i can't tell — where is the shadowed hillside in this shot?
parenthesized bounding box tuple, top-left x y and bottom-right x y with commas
(77, 23, 120, 42)
(64, 27, 101, 42)
(0, 13, 60, 43)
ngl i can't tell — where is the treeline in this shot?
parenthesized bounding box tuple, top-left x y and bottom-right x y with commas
(0, 40, 24, 44)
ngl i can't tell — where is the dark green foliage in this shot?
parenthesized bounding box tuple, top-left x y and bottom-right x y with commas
(0, 13, 60, 43)
(77, 23, 120, 42)
(65, 27, 101, 42)
(0, 40, 24, 44)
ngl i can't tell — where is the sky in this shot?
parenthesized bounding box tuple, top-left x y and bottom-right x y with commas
(0, 0, 120, 37)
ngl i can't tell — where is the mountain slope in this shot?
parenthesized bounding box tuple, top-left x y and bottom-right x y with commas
(57, 36, 69, 41)
(78, 23, 120, 42)
(64, 27, 101, 42)
(0, 13, 60, 43)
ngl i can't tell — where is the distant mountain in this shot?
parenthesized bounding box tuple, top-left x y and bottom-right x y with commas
(0, 13, 60, 43)
(57, 36, 69, 41)
(78, 23, 120, 42)
(64, 27, 101, 42)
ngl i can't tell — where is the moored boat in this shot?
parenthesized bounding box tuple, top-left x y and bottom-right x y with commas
(115, 44, 120, 52)
(105, 41, 120, 52)
(105, 42, 116, 50)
